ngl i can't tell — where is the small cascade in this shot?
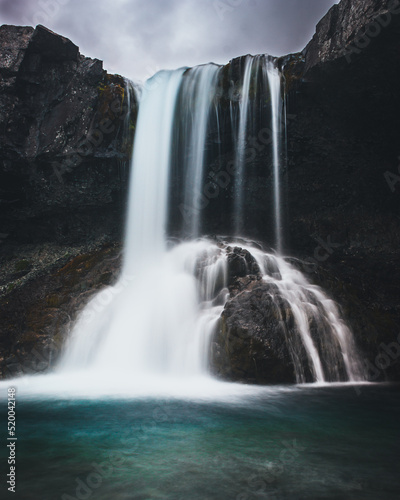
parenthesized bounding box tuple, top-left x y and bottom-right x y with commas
(117, 78, 137, 181)
(228, 55, 284, 249)
(123, 78, 133, 139)
(241, 246, 365, 383)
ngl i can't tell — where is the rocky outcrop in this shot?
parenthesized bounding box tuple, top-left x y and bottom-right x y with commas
(211, 279, 300, 385)
(0, 242, 122, 378)
(304, 0, 400, 70)
(0, 24, 137, 248)
(212, 250, 301, 384)
(211, 245, 358, 385)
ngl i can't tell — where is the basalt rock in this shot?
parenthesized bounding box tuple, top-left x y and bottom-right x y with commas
(226, 246, 261, 285)
(210, 276, 313, 385)
(0, 24, 137, 249)
(303, 0, 400, 71)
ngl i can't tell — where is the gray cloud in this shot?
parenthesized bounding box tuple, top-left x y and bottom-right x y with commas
(0, 0, 338, 82)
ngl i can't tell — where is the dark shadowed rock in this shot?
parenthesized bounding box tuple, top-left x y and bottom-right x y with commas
(0, 24, 137, 249)
(0, 26, 34, 87)
(0, 243, 122, 379)
(210, 279, 310, 385)
(28, 25, 79, 62)
(226, 246, 261, 284)
(304, 0, 400, 70)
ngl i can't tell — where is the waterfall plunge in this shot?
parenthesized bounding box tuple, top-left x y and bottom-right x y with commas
(9, 58, 366, 395)
(58, 70, 229, 381)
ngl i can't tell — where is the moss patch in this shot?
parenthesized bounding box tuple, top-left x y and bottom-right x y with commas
(14, 259, 30, 272)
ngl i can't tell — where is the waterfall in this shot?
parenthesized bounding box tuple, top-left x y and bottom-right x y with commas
(264, 59, 283, 254)
(123, 70, 184, 272)
(58, 70, 228, 379)
(233, 55, 256, 235)
(119, 78, 136, 181)
(230, 55, 283, 249)
(180, 64, 221, 238)
(51, 57, 366, 387)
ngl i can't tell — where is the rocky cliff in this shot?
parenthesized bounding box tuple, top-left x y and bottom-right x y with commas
(1, 0, 399, 382)
(0, 24, 137, 248)
(283, 0, 400, 381)
(0, 25, 136, 376)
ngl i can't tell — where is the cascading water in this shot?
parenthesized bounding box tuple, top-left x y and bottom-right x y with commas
(8, 55, 366, 394)
(264, 59, 283, 254)
(58, 69, 230, 381)
(123, 70, 183, 269)
(180, 64, 221, 238)
(233, 55, 257, 235)
(238, 246, 365, 383)
(229, 55, 283, 249)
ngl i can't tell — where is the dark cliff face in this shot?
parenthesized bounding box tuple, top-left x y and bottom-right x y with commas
(303, 0, 400, 71)
(282, 0, 400, 381)
(0, 24, 137, 248)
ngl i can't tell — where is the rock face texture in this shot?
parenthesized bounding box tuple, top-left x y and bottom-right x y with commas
(211, 250, 301, 385)
(0, 25, 137, 247)
(212, 280, 299, 385)
(304, 0, 400, 70)
(0, 243, 122, 378)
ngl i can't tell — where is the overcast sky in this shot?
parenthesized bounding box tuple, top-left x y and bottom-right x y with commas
(0, 0, 338, 82)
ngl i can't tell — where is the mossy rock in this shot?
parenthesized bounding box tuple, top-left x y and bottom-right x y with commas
(14, 259, 30, 272)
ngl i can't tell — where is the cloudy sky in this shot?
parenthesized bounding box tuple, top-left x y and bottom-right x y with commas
(0, 0, 338, 82)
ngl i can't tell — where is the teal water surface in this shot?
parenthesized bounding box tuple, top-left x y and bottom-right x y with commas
(0, 384, 399, 500)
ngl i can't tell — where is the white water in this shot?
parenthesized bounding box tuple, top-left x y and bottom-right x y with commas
(265, 59, 283, 253)
(1, 59, 366, 397)
(181, 64, 221, 237)
(123, 70, 184, 271)
(233, 55, 255, 235)
(58, 240, 227, 378)
(55, 234, 364, 386)
(239, 246, 365, 383)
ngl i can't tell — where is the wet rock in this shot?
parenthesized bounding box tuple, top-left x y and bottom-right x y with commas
(226, 246, 261, 283)
(211, 280, 309, 384)
(0, 243, 122, 379)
